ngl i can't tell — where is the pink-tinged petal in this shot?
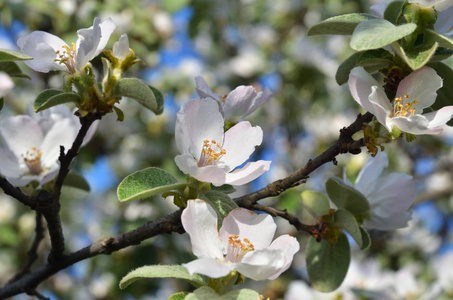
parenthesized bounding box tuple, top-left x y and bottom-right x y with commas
(76, 17, 115, 70)
(424, 106, 453, 128)
(221, 122, 263, 170)
(243, 87, 272, 118)
(181, 199, 224, 259)
(0, 116, 43, 160)
(355, 151, 388, 196)
(176, 98, 224, 158)
(17, 31, 68, 72)
(183, 258, 234, 278)
(348, 67, 382, 114)
(223, 86, 257, 119)
(113, 34, 129, 60)
(0, 72, 14, 97)
(40, 119, 78, 168)
(396, 67, 443, 113)
(175, 154, 227, 185)
(0, 148, 25, 178)
(220, 208, 276, 250)
(224, 160, 271, 186)
(368, 87, 393, 131)
(267, 235, 300, 280)
(391, 115, 441, 135)
(236, 249, 286, 281)
(195, 76, 220, 101)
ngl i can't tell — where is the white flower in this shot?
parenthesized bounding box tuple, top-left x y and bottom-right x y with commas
(347, 152, 416, 230)
(348, 66, 453, 135)
(0, 106, 95, 187)
(0, 71, 14, 98)
(17, 17, 115, 73)
(174, 98, 271, 186)
(195, 76, 272, 121)
(112, 33, 129, 62)
(182, 199, 300, 280)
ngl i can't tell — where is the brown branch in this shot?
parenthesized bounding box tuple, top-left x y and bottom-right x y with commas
(0, 177, 35, 208)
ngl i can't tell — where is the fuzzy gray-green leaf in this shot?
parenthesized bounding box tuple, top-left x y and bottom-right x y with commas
(307, 13, 379, 36)
(33, 90, 82, 112)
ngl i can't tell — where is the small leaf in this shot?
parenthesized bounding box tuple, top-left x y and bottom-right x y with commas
(334, 208, 362, 248)
(0, 62, 30, 79)
(168, 292, 188, 300)
(119, 265, 207, 289)
(149, 85, 165, 115)
(350, 19, 417, 51)
(300, 190, 330, 221)
(356, 49, 393, 66)
(199, 190, 238, 226)
(383, 1, 404, 24)
(336, 52, 363, 85)
(211, 184, 236, 194)
(63, 172, 90, 191)
(117, 167, 187, 202)
(424, 29, 453, 50)
(186, 287, 261, 300)
(359, 227, 371, 250)
(306, 233, 351, 292)
(112, 105, 124, 121)
(307, 13, 379, 36)
(392, 41, 438, 70)
(0, 49, 33, 61)
(33, 90, 82, 112)
(325, 177, 370, 216)
(114, 78, 164, 115)
(429, 47, 453, 63)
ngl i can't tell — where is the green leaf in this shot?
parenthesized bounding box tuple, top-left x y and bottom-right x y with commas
(335, 52, 386, 85)
(350, 19, 417, 51)
(334, 208, 362, 248)
(112, 105, 125, 122)
(383, 1, 404, 24)
(392, 41, 438, 70)
(119, 265, 207, 289)
(117, 167, 187, 202)
(424, 29, 453, 50)
(162, 0, 190, 13)
(306, 233, 351, 292)
(359, 227, 371, 250)
(0, 49, 33, 61)
(300, 191, 330, 222)
(211, 184, 236, 194)
(168, 292, 188, 300)
(356, 49, 393, 67)
(325, 177, 370, 216)
(113, 78, 164, 115)
(307, 13, 379, 36)
(63, 172, 90, 192)
(0, 61, 30, 79)
(33, 90, 82, 112)
(149, 85, 165, 115)
(185, 287, 261, 300)
(199, 190, 238, 226)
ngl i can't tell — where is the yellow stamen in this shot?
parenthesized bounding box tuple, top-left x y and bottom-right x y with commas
(198, 139, 226, 167)
(393, 94, 418, 117)
(54, 42, 77, 73)
(226, 234, 255, 263)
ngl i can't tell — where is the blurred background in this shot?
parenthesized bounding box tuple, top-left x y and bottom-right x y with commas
(1, 0, 452, 299)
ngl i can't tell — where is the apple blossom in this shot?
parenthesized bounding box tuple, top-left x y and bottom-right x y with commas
(181, 199, 300, 280)
(0, 71, 14, 98)
(112, 34, 129, 62)
(195, 76, 272, 121)
(0, 106, 94, 187)
(17, 17, 115, 73)
(345, 152, 416, 230)
(348, 66, 453, 135)
(174, 97, 271, 186)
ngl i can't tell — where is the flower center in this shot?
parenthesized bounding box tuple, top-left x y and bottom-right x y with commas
(393, 94, 418, 117)
(55, 42, 77, 73)
(226, 234, 255, 263)
(198, 139, 226, 167)
(22, 147, 44, 175)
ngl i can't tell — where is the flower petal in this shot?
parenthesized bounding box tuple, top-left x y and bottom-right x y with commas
(0, 148, 25, 178)
(195, 76, 220, 101)
(181, 199, 224, 259)
(183, 258, 234, 278)
(368, 86, 393, 131)
(236, 249, 286, 280)
(224, 160, 271, 186)
(223, 86, 257, 120)
(221, 121, 263, 170)
(391, 115, 441, 135)
(396, 67, 443, 113)
(364, 210, 412, 231)
(0, 72, 14, 97)
(17, 31, 68, 72)
(348, 67, 383, 114)
(219, 208, 276, 250)
(113, 34, 129, 60)
(371, 173, 416, 213)
(435, 6, 453, 36)
(0, 116, 43, 160)
(355, 151, 388, 196)
(76, 17, 115, 70)
(424, 106, 453, 128)
(243, 87, 272, 118)
(267, 235, 300, 280)
(174, 154, 227, 186)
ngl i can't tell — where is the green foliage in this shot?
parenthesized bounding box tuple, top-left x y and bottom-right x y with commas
(350, 19, 417, 51)
(63, 172, 90, 192)
(306, 233, 351, 292)
(199, 190, 238, 226)
(119, 265, 208, 289)
(307, 13, 379, 36)
(33, 89, 82, 112)
(334, 208, 363, 248)
(168, 292, 189, 300)
(117, 167, 187, 202)
(0, 48, 32, 61)
(113, 78, 164, 115)
(300, 190, 330, 221)
(325, 177, 370, 216)
(425, 30, 453, 50)
(359, 227, 371, 250)
(0, 61, 30, 79)
(211, 184, 236, 194)
(185, 286, 261, 300)
(335, 51, 388, 85)
(392, 41, 438, 70)
(383, 1, 404, 24)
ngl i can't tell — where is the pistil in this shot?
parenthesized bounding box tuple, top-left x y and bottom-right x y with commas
(198, 139, 226, 167)
(22, 147, 44, 175)
(226, 234, 255, 263)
